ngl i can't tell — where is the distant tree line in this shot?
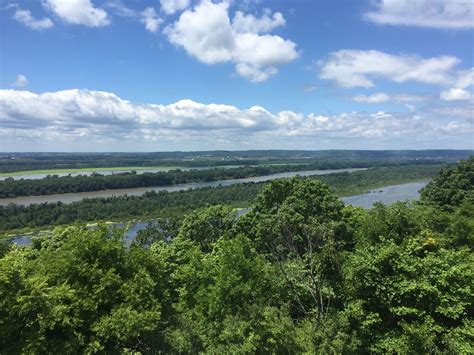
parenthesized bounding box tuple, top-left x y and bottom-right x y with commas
(0, 149, 470, 173)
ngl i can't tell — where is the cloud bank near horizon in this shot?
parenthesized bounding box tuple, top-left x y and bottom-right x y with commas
(1, 89, 472, 151)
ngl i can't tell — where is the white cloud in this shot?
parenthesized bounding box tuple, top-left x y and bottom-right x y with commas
(105, 0, 137, 17)
(164, 1, 298, 82)
(430, 104, 474, 121)
(0, 89, 273, 132)
(232, 9, 285, 34)
(318, 49, 459, 88)
(160, 0, 191, 15)
(352, 93, 390, 103)
(165, 1, 234, 64)
(440, 68, 474, 101)
(440, 88, 473, 101)
(365, 0, 474, 30)
(141, 7, 163, 33)
(455, 68, 474, 89)
(11, 74, 29, 88)
(233, 32, 298, 82)
(44, 0, 110, 27)
(13, 9, 54, 30)
(351, 92, 427, 104)
(1, 89, 471, 149)
(104, 2, 165, 33)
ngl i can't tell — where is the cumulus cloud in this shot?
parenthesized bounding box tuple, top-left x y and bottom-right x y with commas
(160, 0, 191, 15)
(318, 49, 459, 88)
(440, 88, 473, 101)
(164, 1, 298, 82)
(141, 7, 163, 33)
(365, 0, 474, 30)
(440, 68, 474, 101)
(232, 8, 285, 33)
(11, 74, 29, 88)
(165, 1, 234, 64)
(13, 9, 54, 30)
(0, 89, 471, 149)
(44, 0, 110, 27)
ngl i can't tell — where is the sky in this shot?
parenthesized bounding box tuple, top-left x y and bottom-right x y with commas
(0, 0, 473, 152)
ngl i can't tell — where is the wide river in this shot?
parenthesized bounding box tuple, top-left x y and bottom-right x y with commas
(11, 180, 430, 246)
(0, 168, 367, 206)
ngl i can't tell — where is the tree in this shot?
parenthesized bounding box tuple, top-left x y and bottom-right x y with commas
(132, 217, 182, 248)
(420, 156, 474, 211)
(239, 177, 348, 321)
(343, 231, 473, 353)
(177, 205, 238, 252)
(166, 233, 297, 353)
(0, 226, 169, 353)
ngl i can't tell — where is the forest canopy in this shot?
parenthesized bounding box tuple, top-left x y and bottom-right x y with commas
(0, 157, 472, 353)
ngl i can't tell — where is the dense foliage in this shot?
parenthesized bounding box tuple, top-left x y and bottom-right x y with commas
(0, 184, 259, 231)
(0, 158, 472, 353)
(0, 165, 442, 232)
(420, 156, 474, 211)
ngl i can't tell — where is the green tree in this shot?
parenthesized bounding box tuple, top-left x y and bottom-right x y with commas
(240, 177, 348, 321)
(420, 156, 474, 211)
(343, 231, 473, 353)
(447, 199, 474, 248)
(166, 233, 296, 353)
(132, 217, 181, 248)
(177, 205, 238, 252)
(0, 226, 169, 353)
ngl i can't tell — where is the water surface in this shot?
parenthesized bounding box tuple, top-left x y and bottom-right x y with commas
(341, 180, 429, 208)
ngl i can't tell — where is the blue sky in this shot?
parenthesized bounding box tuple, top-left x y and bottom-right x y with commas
(1, 0, 473, 151)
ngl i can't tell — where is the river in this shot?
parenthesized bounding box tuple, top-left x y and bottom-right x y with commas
(10, 180, 429, 246)
(0, 168, 366, 206)
(340, 180, 429, 208)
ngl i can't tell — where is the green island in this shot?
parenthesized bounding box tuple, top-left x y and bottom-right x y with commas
(0, 157, 472, 353)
